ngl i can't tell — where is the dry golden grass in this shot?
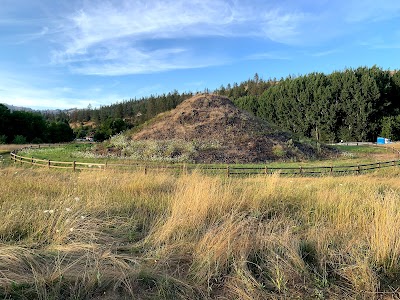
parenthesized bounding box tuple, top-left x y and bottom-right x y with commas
(1, 166, 400, 299)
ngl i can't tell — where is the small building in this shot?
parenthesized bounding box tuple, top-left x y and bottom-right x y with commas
(377, 137, 391, 144)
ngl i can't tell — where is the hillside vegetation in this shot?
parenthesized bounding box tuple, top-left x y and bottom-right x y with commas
(234, 67, 400, 143)
(2, 166, 400, 299)
(119, 94, 330, 163)
(0, 104, 74, 144)
(4, 66, 397, 144)
(69, 66, 400, 143)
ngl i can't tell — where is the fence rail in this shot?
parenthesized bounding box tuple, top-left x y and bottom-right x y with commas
(9, 143, 400, 177)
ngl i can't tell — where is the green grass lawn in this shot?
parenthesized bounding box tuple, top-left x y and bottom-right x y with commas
(17, 143, 98, 162)
(14, 142, 400, 173)
(333, 144, 390, 153)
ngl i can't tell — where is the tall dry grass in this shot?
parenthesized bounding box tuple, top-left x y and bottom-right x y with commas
(1, 166, 400, 298)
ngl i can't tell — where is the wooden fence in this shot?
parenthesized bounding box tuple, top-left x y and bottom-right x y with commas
(9, 144, 400, 177)
(10, 144, 105, 172)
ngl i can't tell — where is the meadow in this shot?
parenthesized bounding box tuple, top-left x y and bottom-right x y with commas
(1, 162, 400, 299)
(14, 142, 400, 170)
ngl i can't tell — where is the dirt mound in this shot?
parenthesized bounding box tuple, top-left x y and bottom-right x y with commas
(131, 94, 323, 163)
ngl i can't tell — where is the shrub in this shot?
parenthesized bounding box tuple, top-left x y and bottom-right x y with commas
(12, 135, 27, 144)
(0, 135, 7, 144)
(272, 144, 286, 157)
(108, 135, 223, 162)
(31, 137, 43, 144)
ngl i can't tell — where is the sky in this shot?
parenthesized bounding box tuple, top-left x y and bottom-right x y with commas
(1, 0, 399, 110)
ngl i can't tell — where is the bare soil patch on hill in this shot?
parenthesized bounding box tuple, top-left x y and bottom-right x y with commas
(128, 94, 329, 163)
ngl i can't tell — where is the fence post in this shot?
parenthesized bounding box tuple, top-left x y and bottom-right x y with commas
(264, 165, 268, 175)
(73, 161, 76, 172)
(299, 166, 303, 175)
(48, 160, 51, 169)
(31, 157, 33, 165)
(144, 165, 147, 175)
(378, 162, 381, 169)
(357, 164, 360, 174)
(226, 165, 230, 177)
(330, 166, 333, 175)
(105, 161, 107, 170)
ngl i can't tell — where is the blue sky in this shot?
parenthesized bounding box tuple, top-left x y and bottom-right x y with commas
(1, 0, 399, 110)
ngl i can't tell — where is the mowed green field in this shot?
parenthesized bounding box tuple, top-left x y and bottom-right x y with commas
(1, 157, 400, 298)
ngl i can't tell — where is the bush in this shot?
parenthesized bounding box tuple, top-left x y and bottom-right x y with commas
(31, 137, 43, 144)
(94, 132, 107, 142)
(12, 135, 27, 144)
(0, 135, 7, 144)
(272, 144, 286, 157)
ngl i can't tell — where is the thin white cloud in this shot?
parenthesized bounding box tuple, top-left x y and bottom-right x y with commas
(371, 44, 400, 50)
(246, 51, 292, 60)
(43, 0, 400, 76)
(0, 18, 31, 25)
(13, 26, 50, 45)
(343, 0, 400, 23)
(310, 49, 341, 57)
(185, 81, 206, 87)
(0, 72, 118, 109)
(135, 84, 164, 98)
(70, 47, 226, 76)
(355, 35, 400, 50)
(51, 0, 311, 75)
(260, 9, 308, 44)
(54, 0, 238, 60)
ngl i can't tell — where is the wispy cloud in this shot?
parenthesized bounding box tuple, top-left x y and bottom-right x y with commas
(355, 34, 400, 50)
(10, 0, 398, 77)
(135, 84, 164, 98)
(0, 72, 119, 109)
(13, 26, 50, 45)
(343, 0, 400, 23)
(51, 0, 311, 75)
(66, 44, 227, 76)
(310, 49, 341, 57)
(260, 9, 308, 44)
(2, 0, 399, 110)
(246, 51, 292, 60)
(52, 0, 240, 69)
(371, 44, 400, 50)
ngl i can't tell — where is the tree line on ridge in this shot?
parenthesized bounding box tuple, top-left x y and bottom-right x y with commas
(3, 65, 400, 143)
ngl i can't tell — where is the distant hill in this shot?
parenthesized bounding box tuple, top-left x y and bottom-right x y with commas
(1, 103, 76, 115)
(2, 104, 33, 112)
(129, 94, 328, 163)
